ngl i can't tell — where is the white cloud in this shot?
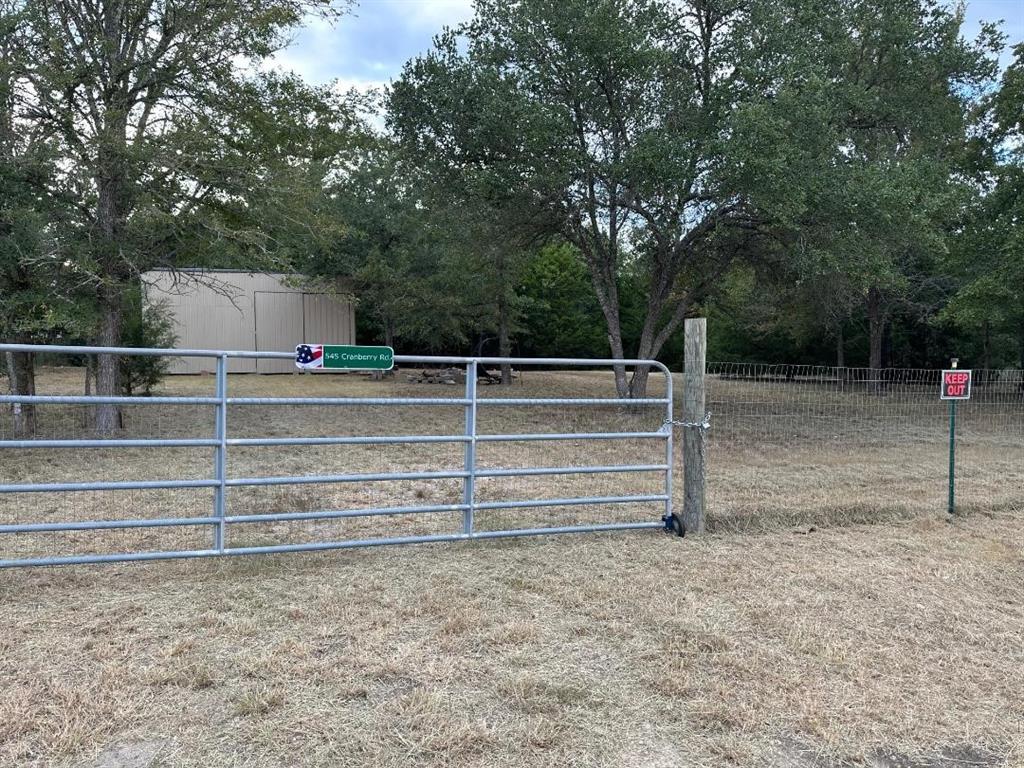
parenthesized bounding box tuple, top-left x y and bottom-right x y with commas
(332, 76, 388, 93)
(403, 0, 474, 27)
(264, 0, 476, 87)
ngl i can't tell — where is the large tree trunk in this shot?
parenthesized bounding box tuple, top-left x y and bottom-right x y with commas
(626, 270, 673, 399)
(6, 349, 36, 437)
(591, 277, 628, 396)
(835, 322, 847, 389)
(628, 366, 651, 398)
(575, 199, 698, 398)
(605, 318, 628, 396)
(93, 95, 131, 432)
(497, 288, 512, 386)
(628, 299, 693, 399)
(372, 319, 395, 382)
(867, 286, 886, 372)
(626, 255, 698, 397)
(84, 355, 95, 395)
(628, 352, 652, 399)
(628, 314, 657, 400)
(866, 286, 888, 395)
(982, 320, 991, 381)
(1019, 319, 1024, 370)
(95, 285, 124, 434)
(629, 310, 691, 399)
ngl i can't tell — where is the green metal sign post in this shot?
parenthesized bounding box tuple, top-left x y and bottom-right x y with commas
(940, 363, 971, 515)
(947, 399, 956, 514)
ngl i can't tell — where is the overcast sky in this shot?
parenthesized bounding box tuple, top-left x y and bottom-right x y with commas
(268, 0, 1024, 94)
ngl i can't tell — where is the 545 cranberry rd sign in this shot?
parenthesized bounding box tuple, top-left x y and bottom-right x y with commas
(295, 344, 394, 371)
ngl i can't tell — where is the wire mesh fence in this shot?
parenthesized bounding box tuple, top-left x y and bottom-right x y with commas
(705, 362, 1024, 530)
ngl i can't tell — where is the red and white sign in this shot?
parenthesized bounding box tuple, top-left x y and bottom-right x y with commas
(940, 369, 972, 400)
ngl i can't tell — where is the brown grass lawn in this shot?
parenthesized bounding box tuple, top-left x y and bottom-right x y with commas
(1, 367, 1022, 767)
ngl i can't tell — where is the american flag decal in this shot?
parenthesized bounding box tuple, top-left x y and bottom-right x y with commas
(295, 344, 324, 370)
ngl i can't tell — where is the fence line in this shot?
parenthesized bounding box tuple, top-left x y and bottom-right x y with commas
(3, 352, 1021, 551)
(704, 361, 1023, 528)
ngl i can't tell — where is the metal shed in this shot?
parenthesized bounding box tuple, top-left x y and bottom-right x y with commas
(142, 270, 356, 374)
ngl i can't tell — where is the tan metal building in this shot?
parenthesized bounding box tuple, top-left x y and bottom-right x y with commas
(142, 270, 356, 374)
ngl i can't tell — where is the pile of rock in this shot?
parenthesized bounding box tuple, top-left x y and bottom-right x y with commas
(405, 367, 464, 385)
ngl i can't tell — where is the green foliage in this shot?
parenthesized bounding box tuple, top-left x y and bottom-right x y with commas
(390, 0, 804, 393)
(303, 138, 474, 350)
(770, 0, 995, 368)
(387, 0, 1010, 381)
(518, 244, 607, 358)
(119, 293, 178, 397)
(941, 44, 1024, 366)
(702, 0, 1004, 368)
(12, 0, 349, 277)
(2, 0, 1021, 377)
(2, 0, 364, 432)
(4, 0, 359, 428)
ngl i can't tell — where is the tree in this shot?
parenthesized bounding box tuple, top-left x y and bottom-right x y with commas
(0, 5, 41, 434)
(305, 138, 479, 354)
(9, 0, 349, 431)
(436, 196, 532, 383)
(300, 130, 534, 382)
(943, 43, 1024, 368)
(518, 243, 607, 359)
(390, 0, 801, 396)
(781, 0, 1001, 372)
(0, 0, 78, 435)
(119, 289, 177, 397)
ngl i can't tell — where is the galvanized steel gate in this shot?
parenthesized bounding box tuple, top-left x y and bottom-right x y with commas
(0, 345, 675, 567)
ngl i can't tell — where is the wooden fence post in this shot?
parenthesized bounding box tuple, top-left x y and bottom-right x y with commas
(682, 318, 706, 535)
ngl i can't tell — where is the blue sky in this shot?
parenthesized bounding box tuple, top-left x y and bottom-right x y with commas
(269, 0, 1023, 92)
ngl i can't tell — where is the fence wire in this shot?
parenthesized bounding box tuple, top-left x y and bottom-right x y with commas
(704, 363, 1024, 529)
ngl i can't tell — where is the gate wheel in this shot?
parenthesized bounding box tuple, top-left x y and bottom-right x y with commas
(663, 513, 685, 538)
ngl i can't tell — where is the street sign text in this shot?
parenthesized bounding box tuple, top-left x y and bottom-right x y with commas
(296, 344, 394, 371)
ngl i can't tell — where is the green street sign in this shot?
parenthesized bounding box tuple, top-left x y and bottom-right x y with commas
(325, 345, 394, 370)
(295, 344, 394, 371)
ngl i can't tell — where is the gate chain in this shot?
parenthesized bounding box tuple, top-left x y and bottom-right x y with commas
(661, 412, 711, 534)
(663, 411, 711, 431)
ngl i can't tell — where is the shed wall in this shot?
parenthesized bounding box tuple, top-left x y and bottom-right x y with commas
(143, 271, 355, 374)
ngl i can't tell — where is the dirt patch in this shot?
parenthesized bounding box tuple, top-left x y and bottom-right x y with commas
(769, 736, 1008, 768)
(866, 744, 1005, 768)
(82, 740, 167, 768)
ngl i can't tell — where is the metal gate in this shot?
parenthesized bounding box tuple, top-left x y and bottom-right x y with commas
(0, 344, 674, 567)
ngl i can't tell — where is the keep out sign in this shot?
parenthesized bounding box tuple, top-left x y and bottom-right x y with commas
(941, 369, 972, 400)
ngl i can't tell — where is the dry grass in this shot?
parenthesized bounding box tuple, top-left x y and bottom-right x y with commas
(1, 367, 1023, 766)
(2, 514, 1023, 767)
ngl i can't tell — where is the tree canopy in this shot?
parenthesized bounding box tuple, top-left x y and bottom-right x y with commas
(6, 0, 355, 429)
(387, 0, 1006, 393)
(1, 0, 1022, 429)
